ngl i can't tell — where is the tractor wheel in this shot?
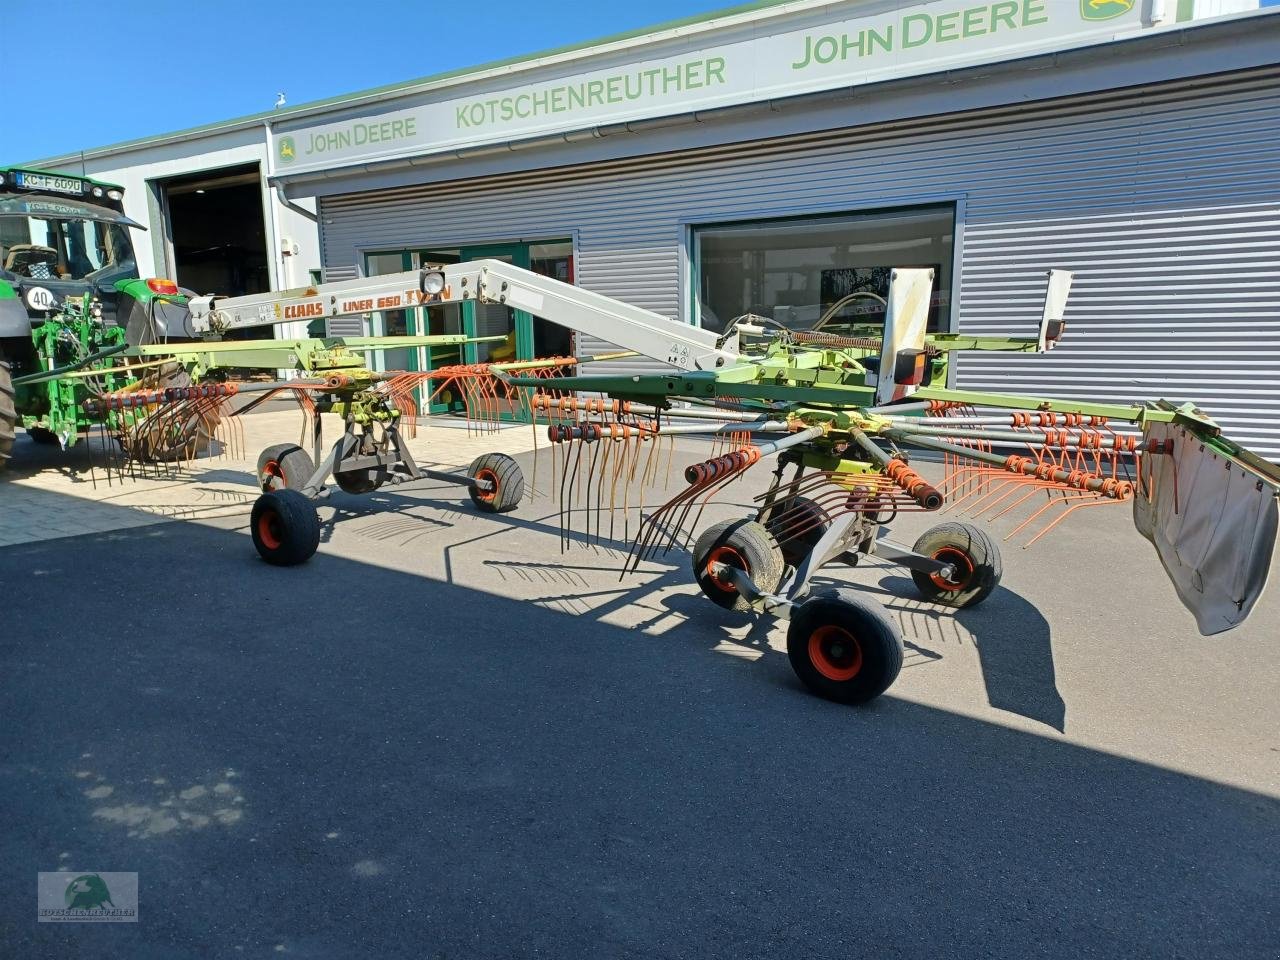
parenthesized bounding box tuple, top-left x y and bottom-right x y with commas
(257, 444, 317, 493)
(0, 357, 15, 470)
(467, 452, 524, 513)
(129, 367, 217, 463)
(787, 589, 904, 704)
(26, 427, 62, 446)
(691, 518, 785, 612)
(909, 521, 1002, 609)
(250, 489, 321, 566)
(334, 465, 388, 495)
(764, 495, 830, 567)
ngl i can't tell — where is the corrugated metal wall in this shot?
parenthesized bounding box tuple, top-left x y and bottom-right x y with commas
(319, 68, 1280, 458)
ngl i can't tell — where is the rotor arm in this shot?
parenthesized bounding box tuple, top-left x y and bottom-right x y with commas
(187, 258, 740, 373)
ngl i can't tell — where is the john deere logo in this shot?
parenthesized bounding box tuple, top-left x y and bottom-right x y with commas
(278, 136, 297, 164)
(1080, 0, 1133, 20)
(64, 875, 114, 911)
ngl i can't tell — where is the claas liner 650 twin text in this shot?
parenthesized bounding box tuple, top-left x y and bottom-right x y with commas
(108, 260, 1279, 706)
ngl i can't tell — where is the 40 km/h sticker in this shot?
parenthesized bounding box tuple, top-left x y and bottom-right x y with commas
(25, 286, 56, 311)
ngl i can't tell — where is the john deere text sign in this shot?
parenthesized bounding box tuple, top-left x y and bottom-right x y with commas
(273, 0, 1143, 176)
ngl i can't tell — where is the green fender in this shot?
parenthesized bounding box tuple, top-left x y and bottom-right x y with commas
(0, 280, 29, 339)
(114, 278, 195, 342)
(113, 277, 189, 306)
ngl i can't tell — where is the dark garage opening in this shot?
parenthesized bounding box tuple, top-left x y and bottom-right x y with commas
(161, 164, 270, 339)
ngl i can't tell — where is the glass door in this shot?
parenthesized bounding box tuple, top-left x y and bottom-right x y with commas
(403, 240, 576, 421)
(448, 243, 531, 422)
(528, 241, 575, 358)
(416, 249, 466, 414)
(458, 243, 533, 365)
(364, 251, 417, 375)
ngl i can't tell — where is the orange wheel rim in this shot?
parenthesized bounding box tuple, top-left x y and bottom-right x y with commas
(257, 511, 282, 550)
(475, 467, 499, 503)
(261, 460, 284, 491)
(930, 546, 974, 591)
(705, 545, 747, 591)
(809, 625, 863, 681)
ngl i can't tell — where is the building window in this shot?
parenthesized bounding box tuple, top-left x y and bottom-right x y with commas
(693, 205, 955, 334)
(365, 250, 413, 371)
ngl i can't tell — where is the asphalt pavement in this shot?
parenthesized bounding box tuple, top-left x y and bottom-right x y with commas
(2, 442, 1277, 959)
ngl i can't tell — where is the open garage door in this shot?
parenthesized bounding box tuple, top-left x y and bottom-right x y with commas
(160, 164, 271, 339)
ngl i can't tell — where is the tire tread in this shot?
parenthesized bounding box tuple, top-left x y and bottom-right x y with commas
(786, 588, 904, 704)
(467, 452, 524, 513)
(909, 521, 1002, 609)
(250, 489, 321, 566)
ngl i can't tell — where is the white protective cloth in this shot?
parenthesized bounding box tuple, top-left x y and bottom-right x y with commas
(1133, 421, 1278, 635)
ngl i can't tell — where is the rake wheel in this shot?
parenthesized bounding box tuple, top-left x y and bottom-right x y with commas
(257, 444, 316, 493)
(250, 489, 321, 566)
(764, 495, 830, 567)
(467, 452, 524, 513)
(128, 367, 218, 463)
(334, 465, 388, 495)
(786, 589, 903, 705)
(334, 432, 390, 494)
(692, 519, 785, 612)
(909, 521, 1002, 609)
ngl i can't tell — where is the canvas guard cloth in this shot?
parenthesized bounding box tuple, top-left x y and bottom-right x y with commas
(1134, 421, 1278, 635)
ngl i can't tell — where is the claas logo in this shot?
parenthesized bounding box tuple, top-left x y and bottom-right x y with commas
(1081, 0, 1133, 20)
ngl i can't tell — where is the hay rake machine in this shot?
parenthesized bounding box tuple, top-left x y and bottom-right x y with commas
(100, 260, 1279, 707)
(83, 328, 609, 561)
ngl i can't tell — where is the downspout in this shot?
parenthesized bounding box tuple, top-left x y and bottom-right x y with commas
(262, 120, 287, 292)
(262, 119, 295, 378)
(274, 182, 318, 224)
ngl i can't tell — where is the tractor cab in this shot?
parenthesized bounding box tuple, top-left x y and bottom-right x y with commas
(0, 168, 192, 379)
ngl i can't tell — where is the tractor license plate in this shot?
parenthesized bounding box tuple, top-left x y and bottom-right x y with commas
(15, 172, 84, 194)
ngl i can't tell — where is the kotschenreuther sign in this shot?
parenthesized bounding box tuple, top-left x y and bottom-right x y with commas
(273, 0, 1142, 175)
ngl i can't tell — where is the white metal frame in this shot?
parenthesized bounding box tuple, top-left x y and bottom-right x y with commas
(188, 258, 742, 372)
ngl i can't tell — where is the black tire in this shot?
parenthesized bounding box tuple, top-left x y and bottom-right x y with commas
(909, 521, 1002, 609)
(787, 589, 904, 704)
(334, 466, 388, 495)
(764, 495, 830, 567)
(0, 357, 16, 469)
(467, 452, 524, 513)
(257, 443, 317, 493)
(691, 518, 785, 612)
(250, 489, 321, 566)
(26, 426, 62, 445)
(129, 367, 217, 463)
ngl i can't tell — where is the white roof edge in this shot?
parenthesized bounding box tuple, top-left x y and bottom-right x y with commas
(31, 0, 831, 167)
(32, 3, 1279, 169)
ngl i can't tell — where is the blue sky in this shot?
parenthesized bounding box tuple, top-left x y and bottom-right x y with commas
(6, 0, 1277, 163)
(2, 0, 744, 162)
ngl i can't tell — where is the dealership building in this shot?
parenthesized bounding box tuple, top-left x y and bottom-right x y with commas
(34, 0, 1280, 455)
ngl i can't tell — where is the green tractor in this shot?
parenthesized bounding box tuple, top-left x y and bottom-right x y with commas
(0, 167, 200, 467)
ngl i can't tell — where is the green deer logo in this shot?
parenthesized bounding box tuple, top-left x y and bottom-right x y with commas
(64, 874, 114, 911)
(1080, 0, 1134, 21)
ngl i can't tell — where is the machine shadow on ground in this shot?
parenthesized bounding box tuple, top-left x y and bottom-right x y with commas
(2, 500, 1275, 960)
(317, 445, 1063, 734)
